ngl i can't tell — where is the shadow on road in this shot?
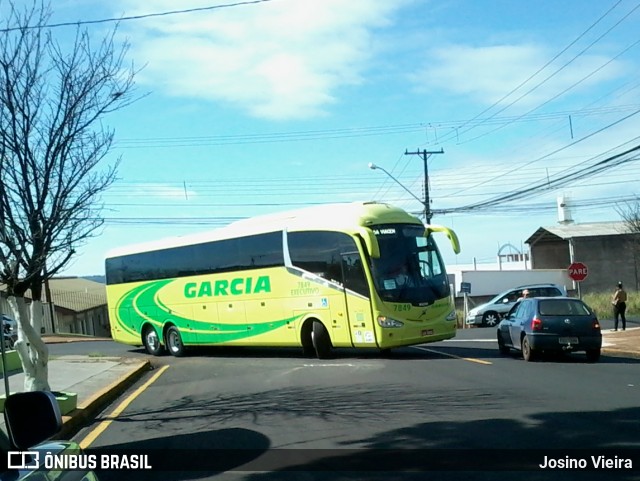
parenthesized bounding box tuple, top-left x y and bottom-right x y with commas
(236, 405, 640, 481)
(172, 343, 640, 365)
(89, 402, 640, 481)
(92, 427, 270, 481)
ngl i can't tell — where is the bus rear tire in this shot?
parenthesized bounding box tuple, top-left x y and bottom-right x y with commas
(311, 321, 332, 359)
(142, 325, 165, 356)
(166, 326, 186, 357)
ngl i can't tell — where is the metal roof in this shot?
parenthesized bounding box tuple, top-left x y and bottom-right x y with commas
(526, 221, 631, 244)
(46, 277, 106, 313)
(1, 277, 106, 313)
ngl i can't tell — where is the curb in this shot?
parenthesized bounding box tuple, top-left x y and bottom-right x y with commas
(43, 337, 113, 344)
(59, 360, 151, 439)
(602, 348, 640, 360)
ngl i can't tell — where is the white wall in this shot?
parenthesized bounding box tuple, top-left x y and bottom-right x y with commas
(448, 264, 571, 297)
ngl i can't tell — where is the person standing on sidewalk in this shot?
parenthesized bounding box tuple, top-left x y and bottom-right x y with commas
(612, 282, 627, 331)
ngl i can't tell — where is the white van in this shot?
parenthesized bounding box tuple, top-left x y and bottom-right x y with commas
(465, 283, 566, 327)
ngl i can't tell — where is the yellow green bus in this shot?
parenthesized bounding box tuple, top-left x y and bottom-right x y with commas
(105, 202, 460, 358)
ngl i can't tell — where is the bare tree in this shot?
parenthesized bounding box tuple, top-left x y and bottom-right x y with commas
(0, 1, 140, 390)
(616, 196, 640, 290)
(616, 196, 640, 232)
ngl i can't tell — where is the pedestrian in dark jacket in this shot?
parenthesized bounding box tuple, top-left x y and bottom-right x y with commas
(612, 282, 627, 331)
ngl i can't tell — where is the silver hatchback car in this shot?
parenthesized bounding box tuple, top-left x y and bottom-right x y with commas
(465, 283, 566, 327)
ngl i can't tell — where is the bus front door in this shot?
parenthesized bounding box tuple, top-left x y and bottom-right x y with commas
(341, 252, 378, 348)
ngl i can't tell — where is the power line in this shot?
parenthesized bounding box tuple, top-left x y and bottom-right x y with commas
(448, 142, 640, 214)
(99, 191, 639, 226)
(110, 105, 640, 149)
(436, 0, 640, 146)
(444, 105, 640, 199)
(435, 0, 629, 145)
(0, 0, 274, 32)
(457, 33, 640, 145)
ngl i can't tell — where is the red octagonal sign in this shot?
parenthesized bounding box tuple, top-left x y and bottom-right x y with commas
(568, 262, 588, 282)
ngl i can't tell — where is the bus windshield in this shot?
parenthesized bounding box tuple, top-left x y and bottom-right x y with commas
(370, 224, 449, 305)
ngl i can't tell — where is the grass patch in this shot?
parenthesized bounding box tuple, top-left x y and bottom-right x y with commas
(582, 291, 638, 320)
(454, 290, 637, 328)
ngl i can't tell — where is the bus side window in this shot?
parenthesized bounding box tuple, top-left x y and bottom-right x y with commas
(288, 231, 369, 296)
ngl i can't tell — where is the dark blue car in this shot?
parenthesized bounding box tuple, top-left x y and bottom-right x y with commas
(497, 297, 602, 362)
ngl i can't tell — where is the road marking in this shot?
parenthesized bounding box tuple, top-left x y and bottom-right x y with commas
(412, 346, 492, 365)
(443, 339, 496, 342)
(303, 363, 357, 367)
(79, 364, 170, 449)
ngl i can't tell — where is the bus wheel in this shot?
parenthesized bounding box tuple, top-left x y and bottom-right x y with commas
(166, 326, 186, 357)
(142, 326, 165, 356)
(301, 322, 315, 357)
(311, 321, 332, 359)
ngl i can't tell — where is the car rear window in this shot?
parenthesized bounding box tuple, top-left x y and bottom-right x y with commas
(530, 287, 563, 297)
(538, 299, 591, 316)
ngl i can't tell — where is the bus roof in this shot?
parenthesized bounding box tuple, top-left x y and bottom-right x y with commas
(105, 201, 422, 259)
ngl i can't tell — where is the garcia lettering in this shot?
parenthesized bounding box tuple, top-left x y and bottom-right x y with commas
(184, 276, 271, 298)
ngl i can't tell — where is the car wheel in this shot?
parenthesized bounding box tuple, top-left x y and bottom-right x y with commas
(165, 325, 186, 357)
(142, 325, 165, 356)
(482, 311, 500, 327)
(497, 331, 510, 355)
(311, 321, 332, 359)
(522, 336, 537, 362)
(4, 335, 15, 350)
(585, 349, 601, 363)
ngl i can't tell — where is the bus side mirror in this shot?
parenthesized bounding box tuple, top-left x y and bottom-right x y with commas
(4, 391, 62, 449)
(425, 225, 461, 254)
(358, 228, 380, 259)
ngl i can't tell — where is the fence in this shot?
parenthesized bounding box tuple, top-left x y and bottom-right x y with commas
(0, 296, 59, 334)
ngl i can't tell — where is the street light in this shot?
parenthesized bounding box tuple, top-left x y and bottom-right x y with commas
(368, 162, 426, 213)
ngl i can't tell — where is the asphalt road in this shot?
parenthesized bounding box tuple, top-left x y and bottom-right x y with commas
(68, 332, 640, 481)
(47, 339, 146, 357)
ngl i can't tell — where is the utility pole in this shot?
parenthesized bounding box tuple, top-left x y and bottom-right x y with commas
(404, 148, 444, 224)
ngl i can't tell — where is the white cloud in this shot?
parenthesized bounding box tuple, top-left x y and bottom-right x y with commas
(117, 0, 409, 120)
(415, 44, 626, 107)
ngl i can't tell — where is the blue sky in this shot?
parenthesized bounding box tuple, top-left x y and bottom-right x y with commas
(46, 0, 640, 276)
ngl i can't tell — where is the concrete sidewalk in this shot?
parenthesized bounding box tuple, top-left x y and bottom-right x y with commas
(1, 328, 639, 443)
(1, 351, 150, 439)
(601, 326, 640, 359)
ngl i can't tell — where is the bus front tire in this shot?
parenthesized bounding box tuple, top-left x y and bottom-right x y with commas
(142, 326, 165, 356)
(166, 326, 186, 357)
(311, 321, 332, 360)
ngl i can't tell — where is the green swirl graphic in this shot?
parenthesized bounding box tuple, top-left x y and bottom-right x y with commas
(116, 279, 300, 344)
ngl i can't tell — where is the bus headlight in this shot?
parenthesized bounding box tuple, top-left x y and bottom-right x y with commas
(377, 316, 404, 328)
(446, 310, 457, 321)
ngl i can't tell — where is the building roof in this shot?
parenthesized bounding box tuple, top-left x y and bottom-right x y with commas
(47, 277, 106, 313)
(1, 277, 106, 313)
(526, 221, 632, 244)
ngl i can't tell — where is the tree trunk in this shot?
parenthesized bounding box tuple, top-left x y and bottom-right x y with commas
(7, 296, 50, 392)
